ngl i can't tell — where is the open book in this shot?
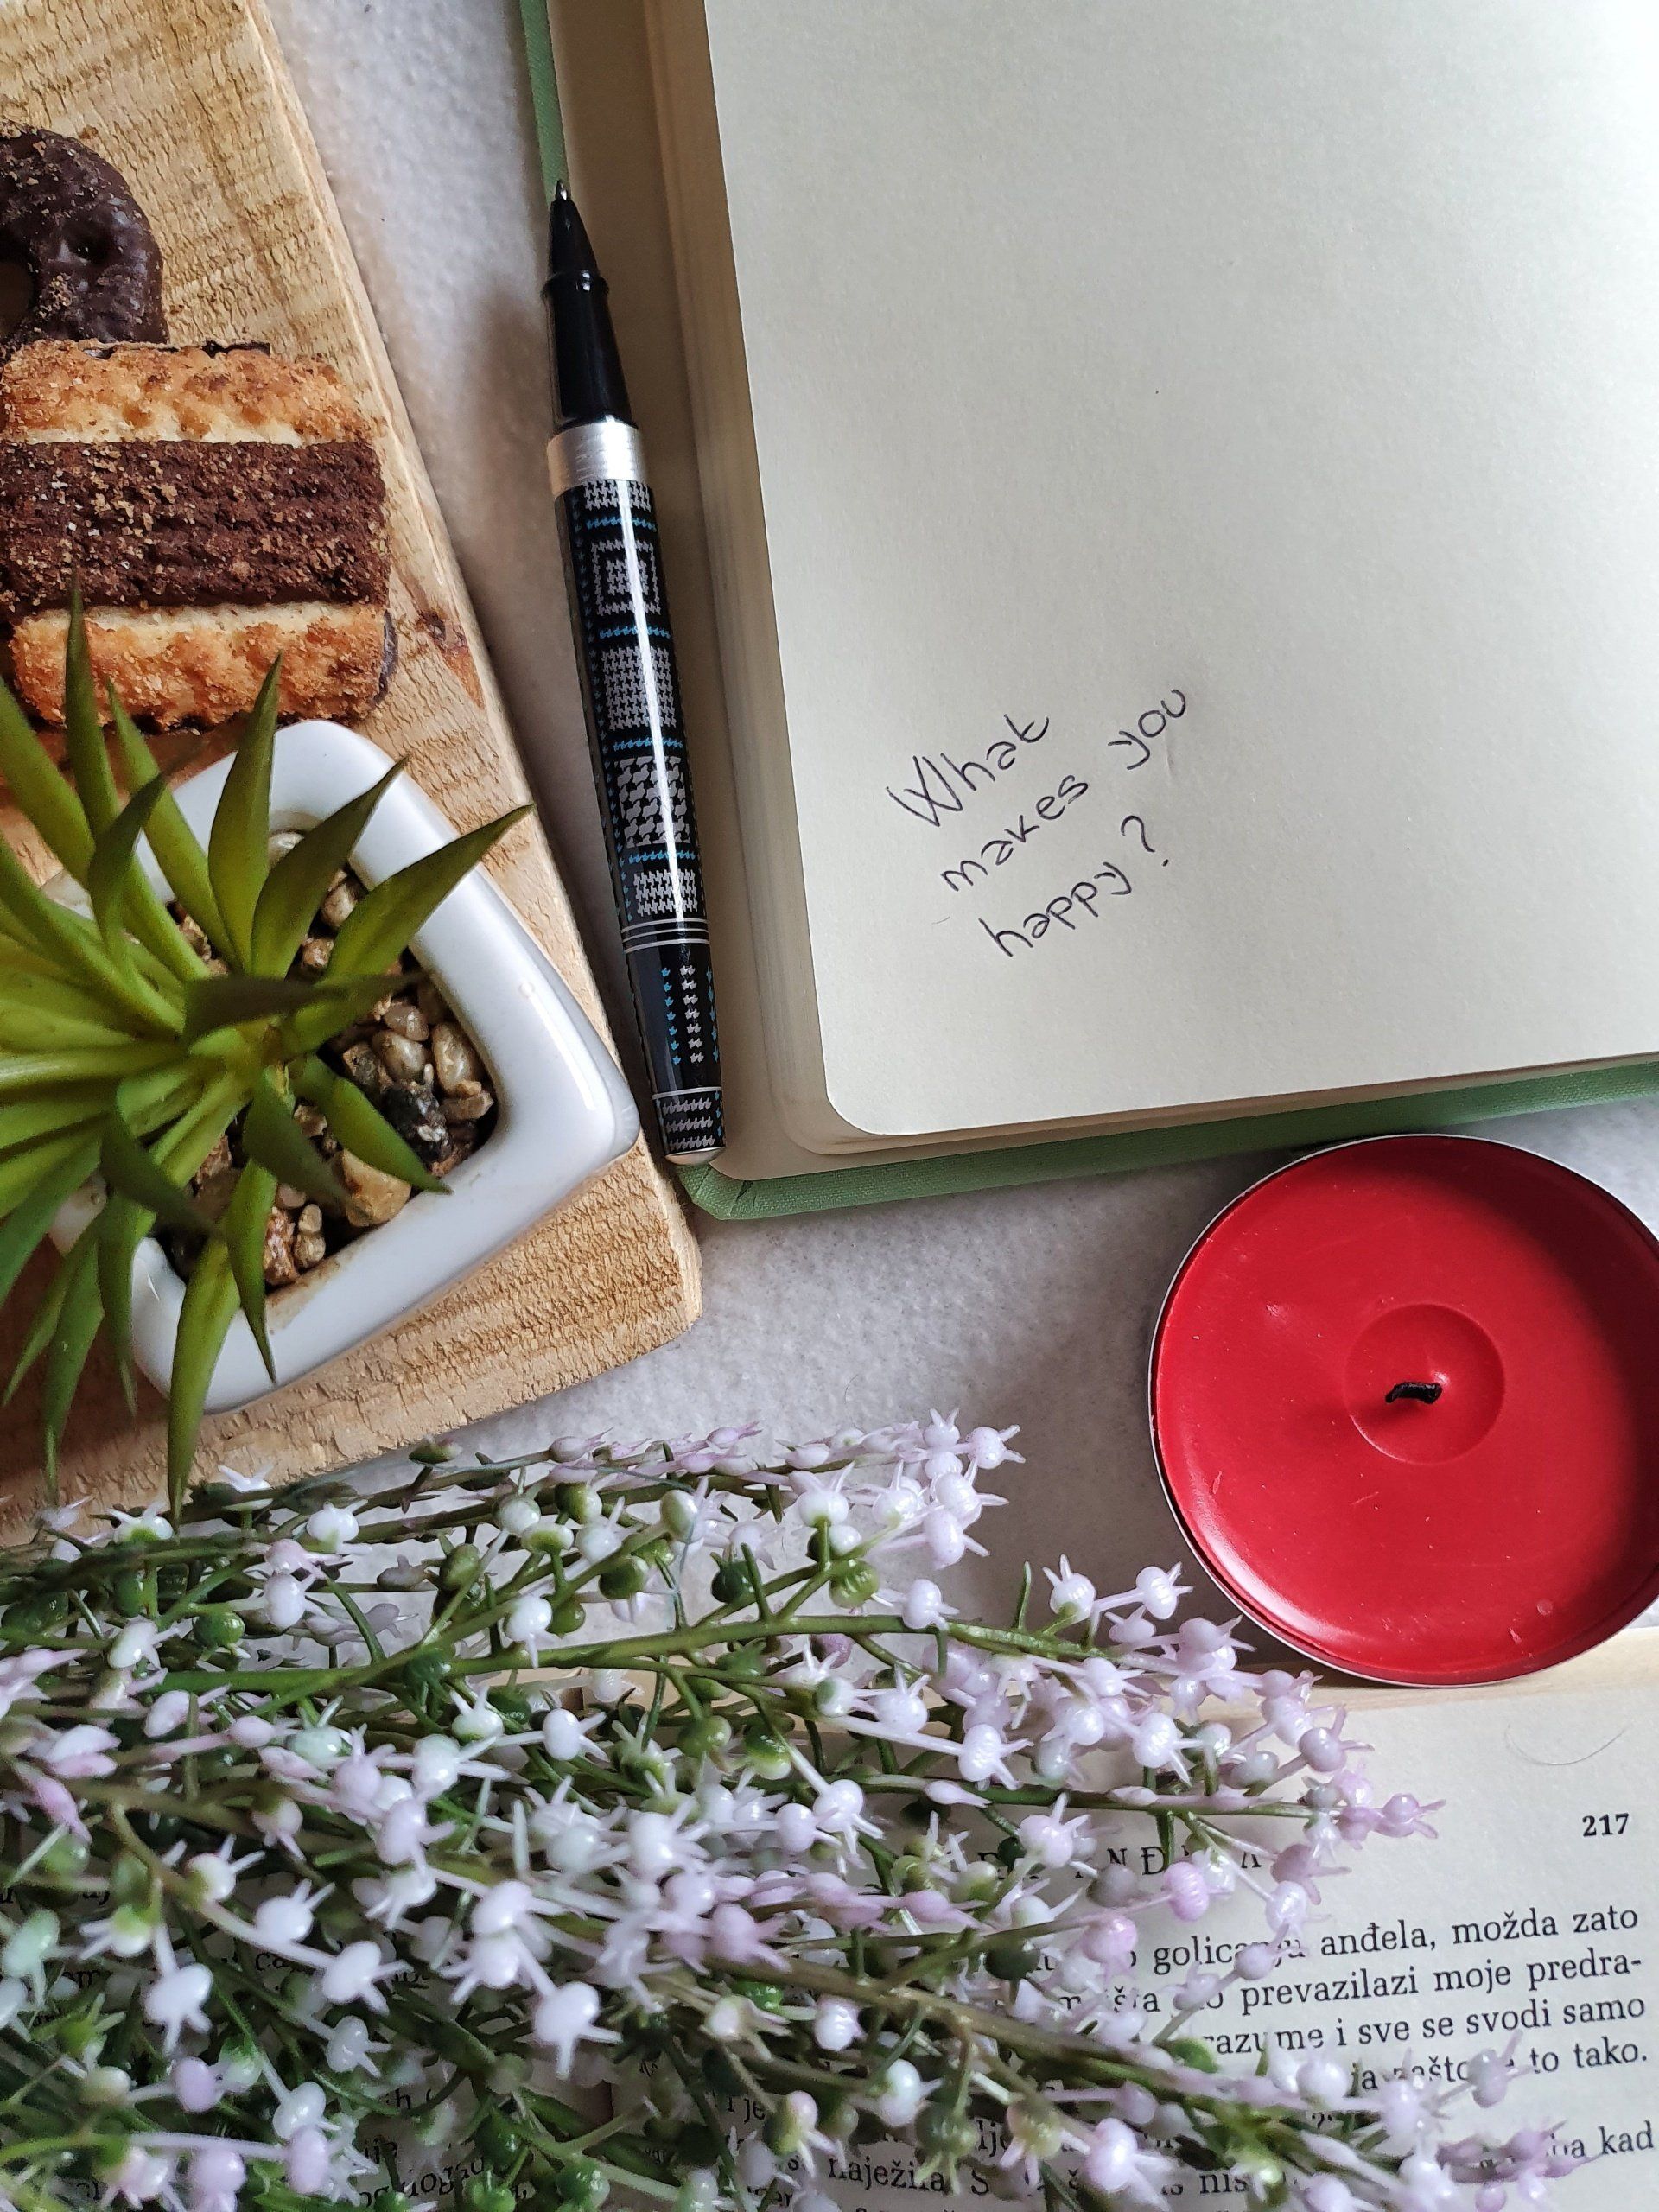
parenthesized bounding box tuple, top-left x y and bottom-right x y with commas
(830, 1636, 1659, 2209)
(385, 1632, 1659, 2200)
(552, 3, 1659, 1203)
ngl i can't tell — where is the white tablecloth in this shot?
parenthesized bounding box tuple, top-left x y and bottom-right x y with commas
(267, 0, 1659, 1627)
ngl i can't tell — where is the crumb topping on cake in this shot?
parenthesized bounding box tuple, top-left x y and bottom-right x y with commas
(0, 340, 371, 444)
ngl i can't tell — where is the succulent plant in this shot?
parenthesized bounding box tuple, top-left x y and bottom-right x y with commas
(0, 598, 524, 1504)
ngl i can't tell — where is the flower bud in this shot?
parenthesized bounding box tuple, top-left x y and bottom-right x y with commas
(263, 1572, 308, 1630)
(3, 1910, 59, 1980)
(662, 1489, 700, 1540)
(273, 2082, 327, 2139)
(743, 1724, 791, 1782)
(525, 1516, 575, 1552)
(219, 2039, 264, 2094)
(829, 1560, 879, 1605)
(291, 1723, 348, 1770)
(764, 2090, 818, 2156)
(874, 2058, 927, 2127)
(599, 1556, 648, 1601)
(440, 1543, 483, 1592)
(182, 1853, 238, 1907)
(552, 2160, 608, 2212)
(710, 1559, 751, 1604)
(812, 1997, 861, 2051)
(38, 1832, 89, 1884)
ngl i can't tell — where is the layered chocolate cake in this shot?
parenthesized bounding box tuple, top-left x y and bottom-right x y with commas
(0, 340, 393, 726)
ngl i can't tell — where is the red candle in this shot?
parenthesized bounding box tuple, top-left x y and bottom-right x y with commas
(1149, 1135, 1659, 1684)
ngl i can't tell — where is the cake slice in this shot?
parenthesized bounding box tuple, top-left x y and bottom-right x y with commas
(0, 340, 393, 726)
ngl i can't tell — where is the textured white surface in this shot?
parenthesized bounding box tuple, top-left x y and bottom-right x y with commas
(267, 0, 1659, 1628)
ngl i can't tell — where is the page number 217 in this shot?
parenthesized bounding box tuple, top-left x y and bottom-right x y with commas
(1581, 1812, 1631, 1837)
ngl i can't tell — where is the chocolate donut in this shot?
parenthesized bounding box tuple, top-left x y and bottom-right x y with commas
(0, 129, 165, 357)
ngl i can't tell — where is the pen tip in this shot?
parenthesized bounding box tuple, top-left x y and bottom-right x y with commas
(546, 177, 600, 284)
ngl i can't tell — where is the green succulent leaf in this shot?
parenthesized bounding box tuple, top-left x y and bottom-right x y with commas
(87, 775, 172, 950)
(129, 886, 209, 988)
(0, 1137, 100, 1312)
(0, 618, 512, 1496)
(0, 836, 176, 1035)
(0, 968, 134, 1051)
(99, 1110, 213, 1236)
(0, 835, 94, 964)
(272, 973, 429, 1058)
(241, 1072, 348, 1210)
(6, 1219, 91, 1406)
(207, 659, 281, 967)
(87, 1068, 247, 1427)
(219, 1161, 279, 1386)
(0, 1086, 109, 1153)
(249, 759, 404, 977)
(295, 1053, 448, 1195)
(41, 1227, 106, 1484)
(312, 807, 529, 1044)
(181, 968, 405, 1049)
(116, 930, 195, 1009)
(107, 694, 233, 957)
(61, 593, 121, 835)
(0, 674, 93, 880)
(67, 692, 211, 989)
(111, 833, 211, 992)
(0, 1126, 108, 1216)
(97, 1193, 150, 1414)
(0, 1044, 178, 1100)
(168, 1238, 239, 1516)
(180, 970, 320, 1044)
(136, 1075, 251, 1511)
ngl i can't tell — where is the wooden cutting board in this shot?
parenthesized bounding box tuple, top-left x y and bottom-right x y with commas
(0, 0, 701, 1528)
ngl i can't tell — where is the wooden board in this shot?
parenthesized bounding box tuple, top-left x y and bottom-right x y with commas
(0, 0, 701, 1529)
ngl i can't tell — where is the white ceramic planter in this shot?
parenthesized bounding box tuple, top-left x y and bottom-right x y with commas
(51, 722, 638, 1414)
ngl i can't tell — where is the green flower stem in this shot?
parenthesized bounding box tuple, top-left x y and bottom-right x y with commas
(0, 2135, 95, 2167)
(851, 1770, 1309, 1818)
(455, 1613, 915, 1675)
(692, 1950, 1258, 2133)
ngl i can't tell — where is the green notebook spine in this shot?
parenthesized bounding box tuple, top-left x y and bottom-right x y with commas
(518, 0, 569, 197)
(678, 1059, 1659, 1220)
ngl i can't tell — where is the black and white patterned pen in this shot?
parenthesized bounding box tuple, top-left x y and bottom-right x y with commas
(543, 181, 722, 1162)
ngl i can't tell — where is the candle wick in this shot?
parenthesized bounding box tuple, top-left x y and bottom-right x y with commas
(1385, 1379, 1443, 1406)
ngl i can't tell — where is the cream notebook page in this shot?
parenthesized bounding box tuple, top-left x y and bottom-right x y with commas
(653, 1, 1659, 1154)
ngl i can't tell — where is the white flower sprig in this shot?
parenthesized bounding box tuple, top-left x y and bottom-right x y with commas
(0, 1418, 1568, 2212)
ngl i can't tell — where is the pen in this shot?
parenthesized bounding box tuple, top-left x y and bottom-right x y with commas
(541, 180, 723, 1163)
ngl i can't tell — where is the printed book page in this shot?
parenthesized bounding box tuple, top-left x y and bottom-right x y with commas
(366, 1643, 1658, 2203)
(814, 1658, 1659, 2208)
(686, 1, 1659, 1147)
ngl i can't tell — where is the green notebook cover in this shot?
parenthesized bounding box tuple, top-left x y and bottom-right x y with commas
(675, 1062, 1659, 1220)
(520, 4, 1659, 1223)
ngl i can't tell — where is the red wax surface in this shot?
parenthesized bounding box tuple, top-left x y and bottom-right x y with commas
(1150, 1136, 1659, 1684)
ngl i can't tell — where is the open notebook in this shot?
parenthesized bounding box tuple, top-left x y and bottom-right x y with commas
(543, 3, 1659, 1215)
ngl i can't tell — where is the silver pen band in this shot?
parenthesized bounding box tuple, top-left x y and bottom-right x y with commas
(547, 417, 647, 496)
